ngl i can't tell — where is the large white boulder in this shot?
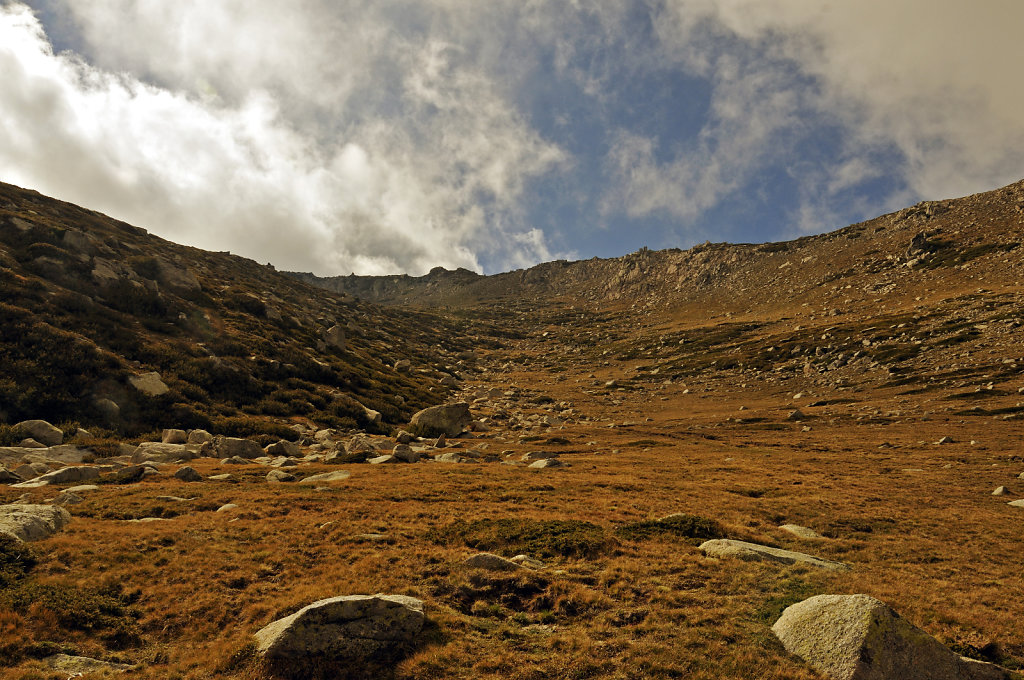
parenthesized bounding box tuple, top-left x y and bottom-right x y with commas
(772, 594, 1010, 680)
(0, 504, 72, 542)
(253, 594, 424, 678)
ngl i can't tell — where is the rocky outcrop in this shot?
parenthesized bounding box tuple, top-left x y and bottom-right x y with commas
(253, 594, 425, 679)
(0, 504, 72, 542)
(409, 403, 472, 437)
(699, 539, 849, 571)
(772, 594, 1010, 680)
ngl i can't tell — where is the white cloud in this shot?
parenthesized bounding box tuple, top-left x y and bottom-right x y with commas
(0, 1, 565, 275)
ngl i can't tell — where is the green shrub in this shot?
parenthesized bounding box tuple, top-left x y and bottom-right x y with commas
(0, 534, 37, 588)
(3, 580, 141, 648)
(614, 514, 726, 543)
(428, 519, 612, 559)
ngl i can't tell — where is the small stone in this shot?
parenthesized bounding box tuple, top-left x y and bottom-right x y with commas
(992, 486, 1010, 496)
(187, 429, 214, 445)
(368, 455, 400, 465)
(779, 524, 823, 539)
(264, 440, 301, 457)
(392, 444, 420, 463)
(217, 503, 238, 513)
(521, 451, 558, 462)
(42, 654, 132, 674)
(462, 552, 523, 571)
(699, 539, 849, 571)
(434, 452, 465, 463)
(174, 466, 203, 482)
(162, 429, 187, 444)
(13, 420, 63, 446)
(298, 470, 352, 484)
(267, 469, 297, 483)
(128, 371, 170, 397)
(528, 458, 565, 469)
(937, 436, 954, 444)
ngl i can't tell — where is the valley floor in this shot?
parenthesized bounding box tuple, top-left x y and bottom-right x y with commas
(3, 293, 1024, 680)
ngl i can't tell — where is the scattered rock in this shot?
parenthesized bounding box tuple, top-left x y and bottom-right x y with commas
(17, 438, 46, 449)
(13, 420, 63, 446)
(188, 429, 215, 445)
(298, 470, 352, 484)
(392, 444, 420, 463)
(462, 552, 523, 571)
(521, 451, 558, 462)
(94, 398, 121, 424)
(253, 594, 425, 679)
(218, 437, 263, 459)
(1008, 499, 1024, 508)
(132, 442, 194, 464)
(368, 455, 400, 465)
(772, 594, 1011, 680)
(162, 428, 188, 444)
(14, 462, 50, 480)
(267, 469, 297, 483)
(112, 465, 147, 484)
(265, 440, 301, 457)
(409, 402, 472, 437)
(510, 554, 545, 569)
(0, 467, 21, 483)
(937, 436, 954, 445)
(174, 466, 203, 482)
(992, 486, 1010, 496)
(779, 524, 823, 539)
(11, 465, 100, 488)
(325, 324, 347, 350)
(55, 491, 84, 506)
(128, 371, 170, 397)
(42, 654, 133, 674)
(394, 359, 411, 373)
(0, 504, 72, 542)
(217, 503, 238, 513)
(528, 459, 565, 469)
(434, 452, 466, 463)
(699, 539, 849, 571)
(395, 431, 414, 445)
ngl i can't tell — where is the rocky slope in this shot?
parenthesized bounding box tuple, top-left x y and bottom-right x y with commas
(292, 179, 1024, 316)
(0, 182, 506, 439)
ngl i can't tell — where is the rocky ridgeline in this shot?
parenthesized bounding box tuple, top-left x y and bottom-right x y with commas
(291, 180, 1024, 315)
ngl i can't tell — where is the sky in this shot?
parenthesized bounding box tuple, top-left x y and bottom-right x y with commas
(1, 1, 1022, 276)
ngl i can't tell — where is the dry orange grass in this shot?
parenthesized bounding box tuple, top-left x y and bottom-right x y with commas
(3, 291, 1024, 679)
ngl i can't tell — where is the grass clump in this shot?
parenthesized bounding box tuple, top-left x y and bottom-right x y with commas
(3, 580, 142, 649)
(0, 535, 37, 588)
(428, 518, 612, 559)
(614, 513, 726, 544)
